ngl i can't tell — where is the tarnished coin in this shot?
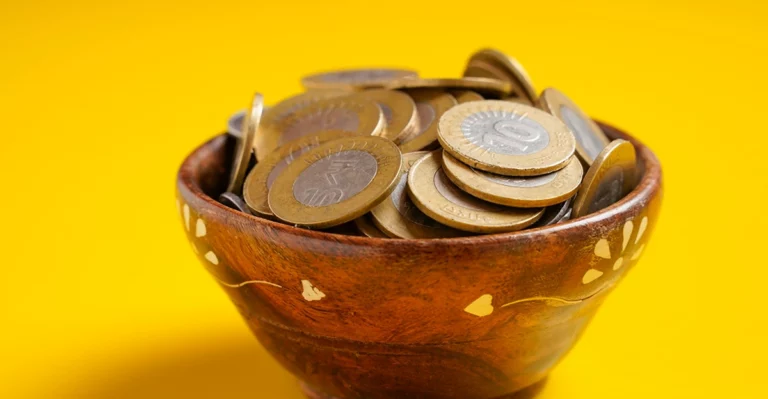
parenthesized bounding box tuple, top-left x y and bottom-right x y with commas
(219, 192, 251, 215)
(349, 89, 419, 143)
(572, 139, 637, 218)
(227, 109, 246, 138)
(268, 136, 403, 228)
(449, 90, 484, 104)
(463, 48, 537, 103)
(407, 151, 543, 233)
(438, 100, 576, 176)
(397, 89, 457, 152)
(243, 130, 358, 218)
(533, 197, 573, 227)
(226, 93, 263, 194)
(538, 87, 610, 165)
(371, 152, 464, 239)
(353, 214, 390, 238)
(301, 68, 418, 91)
(387, 77, 512, 99)
(442, 152, 583, 208)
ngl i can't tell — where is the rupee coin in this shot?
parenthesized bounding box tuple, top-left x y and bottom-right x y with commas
(572, 139, 637, 218)
(438, 100, 576, 176)
(464, 48, 537, 103)
(538, 87, 610, 165)
(532, 197, 573, 227)
(227, 93, 263, 194)
(442, 152, 583, 208)
(227, 109, 246, 138)
(218, 192, 251, 214)
(371, 152, 464, 239)
(353, 214, 390, 238)
(387, 77, 512, 99)
(268, 136, 402, 228)
(301, 68, 418, 91)
(449, 90, 484, 104)
(350, 89, 419, 143)
(243, 130, 358, 218)
(406, 151, 543, 233)
(397, 89, 457, 152)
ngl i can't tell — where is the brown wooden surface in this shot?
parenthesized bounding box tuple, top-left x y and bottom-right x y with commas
(176, 121, 663, 399)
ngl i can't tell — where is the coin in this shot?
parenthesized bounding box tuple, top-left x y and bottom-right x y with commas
(533, 198, 573, 227)
(442, 152, 583, 208)
(227, 109, 246, 137)
(243, 130, 359, 218)
(463, 48, 537, 103)
(572, 139, 637, 218)
(268, 136, 403, 228)
(502, 95, 534, 106)
(349, 89, 419, 143)
(301, 68, 418, 91)
(371, 152, 464, 239)
(538, 87, 611, 165)
(226, 93, 263, 194)
(449, 90, 484, 104)
(353, 214, 390, 238)
(397, 89, 457, 152)
(387, 77, 512, 99)
(219, 192, 251, 214)
(406, 151, 543, 233)
(438, 100, 576, 176)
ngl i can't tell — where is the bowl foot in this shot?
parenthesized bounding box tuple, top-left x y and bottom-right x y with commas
(299, 377, 548, 399)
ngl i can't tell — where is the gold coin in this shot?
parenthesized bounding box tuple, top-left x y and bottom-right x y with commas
(371, 152, 465, 239)
(226, 93, 263, 194)
(442, 152, 583, 208)
(256, 90, 345, 161)
(353, 214, 390, 238)
(349, 89, 419, 143)
(387, 77, 512, 99)
(538, 87, 611, 165)
(406, 151, 543, 233)
(463, 48, 537, 103)
(397, 89, 457, 152)
(438, 100, 576, 176)
(268, 136, 403, 228)
(572, 139, 637, 218)
(301, 68, 418, 91)
(502, 95, 534, 106)
(449, 90, 484, 104)
(243, 130, 358, 218)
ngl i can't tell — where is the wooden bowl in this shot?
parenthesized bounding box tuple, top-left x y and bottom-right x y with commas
(176, 122, 663, 399)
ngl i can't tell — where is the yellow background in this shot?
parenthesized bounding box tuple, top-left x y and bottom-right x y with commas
(1, 0, 766, 397)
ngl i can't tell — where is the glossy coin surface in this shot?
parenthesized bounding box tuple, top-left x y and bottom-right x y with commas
(406, 151, 543, 233)
(349, 89, 419, 143)
(227, 109, 246, 138)
(227, 93, 263, 194)
(572, 139, 637, 218)
(353, 214, 390, 238)
(301, 68, 418, 91)
(442, 152, 583, 208)
(371, 152, 464, 239)
(438, 100, 576, 176)
(533, 197, 573, 227)
(397, 89, 457, 152)
(218, 192, 251, 214)
(539, 87, 610, 165)
(268, 136, 402, 228)
(464, 48, 537, 103)
(450, 90, 484, 104)
(243, 130, 358, 217)
(387, 77, 512, 99)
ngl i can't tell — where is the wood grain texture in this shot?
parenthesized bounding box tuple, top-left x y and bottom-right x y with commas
(176, 121, 663, 399)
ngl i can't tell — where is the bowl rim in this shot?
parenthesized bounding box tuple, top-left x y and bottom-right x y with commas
(177, 120, 662, 247)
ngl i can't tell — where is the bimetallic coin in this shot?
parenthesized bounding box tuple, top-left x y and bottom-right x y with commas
(397, 89, 457, 152)
(442, 152, 583, 208)
(538, 88, 610, 165)
(354, 214, 390, 238)
(464, 48, 537, 103)
(227, 93, 263, 194)
(301, 68, 418, 91)
(371, 152, 464, 239)
(227, 110, 246, 138)
(387, 77, 512, 99)
(533, 198, 573, 227)
(349, 89, 418, 143)
(219, 192, 251, 214)
(268, 136, 402, 228)
(243, 130, 358, 218)
(438, 100, 576, 176)
(407, 151, 543, 233)
(450, 90, 484, 104)
(572, 139, 637, 218)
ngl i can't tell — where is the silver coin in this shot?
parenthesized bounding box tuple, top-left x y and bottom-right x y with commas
(560, 105, 606, 160)
(460, 110, 550, 156)
(415, 102, 436, 135)
(227, 110, 246, 137)
(390, 172, 444, 228)
(219, 192, 251, 214)
(292, 150, 378, 207)
(534, 198, 572, 227)
(588, 168, 625, 214)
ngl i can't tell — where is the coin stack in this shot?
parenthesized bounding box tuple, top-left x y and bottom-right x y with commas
(217, 48, 638, 239)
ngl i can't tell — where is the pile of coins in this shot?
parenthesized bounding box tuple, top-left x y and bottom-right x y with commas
(217, 48, 638, 238)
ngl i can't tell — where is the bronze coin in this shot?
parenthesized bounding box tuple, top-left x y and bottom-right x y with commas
(397, 89, 457, 152)
(572, 139, 637, 218)
(449, 90, 484, 104)
(349, 89, 419, 143)
(463, 48, 537, 103)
